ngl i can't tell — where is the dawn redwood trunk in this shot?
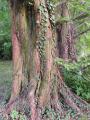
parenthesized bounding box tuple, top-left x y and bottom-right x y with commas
(8, 0, 63, 119)
(9, 2, 24, 102)
(56, 0, 86, 114)
(57, 2, 77, 61)
(6, 0, 89, 119)
(56, 1, 90, 118)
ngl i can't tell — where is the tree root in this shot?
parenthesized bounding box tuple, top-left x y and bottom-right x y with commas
(59, 81, 90, 119)
(0, 81, 89, 120)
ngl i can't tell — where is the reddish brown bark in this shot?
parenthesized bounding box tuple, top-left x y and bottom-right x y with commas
(7, 1, 63, 119)
(57, 2, 77, 61)
(4, 0, 90, 120)
(9, 7, 23, 103)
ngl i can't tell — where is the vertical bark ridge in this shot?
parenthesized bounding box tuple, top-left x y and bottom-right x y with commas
(34, 0, 53, 108)
(9, 4, 24, 103)
(5, 1, 90, 120)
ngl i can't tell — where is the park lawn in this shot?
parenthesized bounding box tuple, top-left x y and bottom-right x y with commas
(0, 60, 12, 85)
(0, 60, 12, 102)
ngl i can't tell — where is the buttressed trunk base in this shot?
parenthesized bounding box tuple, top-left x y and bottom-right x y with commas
(4, 0, 90, 120)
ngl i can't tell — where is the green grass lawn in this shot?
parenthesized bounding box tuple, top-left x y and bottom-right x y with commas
(0, 60, 12, 102)
(0, 60, 12, 86)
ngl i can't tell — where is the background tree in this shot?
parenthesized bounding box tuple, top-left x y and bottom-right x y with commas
(56, 1, 77, 61)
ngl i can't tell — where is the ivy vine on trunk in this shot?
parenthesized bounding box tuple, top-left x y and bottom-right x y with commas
(1, 0, 89, 120)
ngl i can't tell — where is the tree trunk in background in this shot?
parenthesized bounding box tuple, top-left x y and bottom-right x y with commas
(56, 1, 90, 118)
(5, 0, 90, 120)
(57, 2, 77, 61)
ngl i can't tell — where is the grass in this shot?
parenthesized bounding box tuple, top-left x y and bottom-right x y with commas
(0, 60, 12, 102)
(0, 60, 12, 86)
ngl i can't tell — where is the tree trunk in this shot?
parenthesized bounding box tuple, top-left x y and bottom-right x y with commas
(4, 0, 90, 120)
(7, 0, 63, 119)
(8, 1, 24, 103)
(56, 1, 90, 118)
(57, 1, 77, 61)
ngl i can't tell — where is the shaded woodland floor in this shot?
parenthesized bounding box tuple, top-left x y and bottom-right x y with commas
(0, 61, 90, 120)
(0, 61, 12, 119)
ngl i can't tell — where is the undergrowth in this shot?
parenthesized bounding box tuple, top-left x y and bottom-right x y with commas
(55, 56, 90, 102)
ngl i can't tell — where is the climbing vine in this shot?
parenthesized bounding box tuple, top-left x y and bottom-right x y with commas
(47, 0, 55, 27)
(37, 0, 56, 61)
(25, 0, 34, 5)
(37, 1, 49, 63)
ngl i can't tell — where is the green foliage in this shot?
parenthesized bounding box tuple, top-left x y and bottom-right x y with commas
(43, 107, 56, 120)
(38, 1, 48, 59)
(58, 16, 70, 23)
(42, 107, 84, 120)
(0, 40, 12, 59)
(0, 0, 11, 60)
(70, 0, 90, 13)
(79, 115, 88, 120)
(77, 33, 90, 57)
(0, 61, 12, 102)
(55, 57, 90, 101)
(10, 109, 27, 120)
(51, 0, 59, 4)
(47, 0, 55, 26)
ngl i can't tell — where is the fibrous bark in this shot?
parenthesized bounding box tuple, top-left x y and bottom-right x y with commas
(57, 2, 77, 61)
(2, 0, 90, 120)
